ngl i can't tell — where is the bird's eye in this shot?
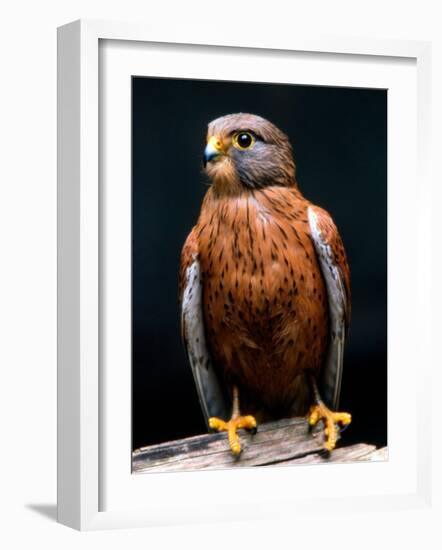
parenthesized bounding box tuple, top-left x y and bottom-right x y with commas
(233, 131, 255, 150)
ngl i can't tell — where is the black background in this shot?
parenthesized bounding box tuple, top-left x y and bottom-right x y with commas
(132, 77, 387, 452)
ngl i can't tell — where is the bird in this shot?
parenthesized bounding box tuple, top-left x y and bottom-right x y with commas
(179, 113, 351, 456)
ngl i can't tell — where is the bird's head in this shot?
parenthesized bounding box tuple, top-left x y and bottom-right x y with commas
(203, 113, 296, 194)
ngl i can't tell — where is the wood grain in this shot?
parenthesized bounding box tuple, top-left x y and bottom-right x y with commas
(133, 418, 387, 474)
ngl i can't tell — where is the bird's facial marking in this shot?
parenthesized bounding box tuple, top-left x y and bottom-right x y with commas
(203, 130, 258, 179)
(204, 139, 239, 194)
(203, 113, 297, 193)
(204, 130, 257, 168)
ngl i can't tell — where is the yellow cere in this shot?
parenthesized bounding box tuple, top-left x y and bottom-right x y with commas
(207, 135, 224, 152)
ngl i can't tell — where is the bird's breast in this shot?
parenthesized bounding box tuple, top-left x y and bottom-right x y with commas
(196, 188, 329, 411)
(198, 191, 324, 312)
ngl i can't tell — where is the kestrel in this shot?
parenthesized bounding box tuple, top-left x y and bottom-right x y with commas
(179, 113, 351, 455)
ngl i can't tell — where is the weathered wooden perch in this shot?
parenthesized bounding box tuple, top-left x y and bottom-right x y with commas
(133, 417, 388, 474)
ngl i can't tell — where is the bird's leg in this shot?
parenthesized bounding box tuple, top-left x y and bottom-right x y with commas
(208, 385, 257, 455)
(307, 375, 352, 452)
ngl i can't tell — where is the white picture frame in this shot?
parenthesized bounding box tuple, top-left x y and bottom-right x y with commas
(57, 19, 433, 531)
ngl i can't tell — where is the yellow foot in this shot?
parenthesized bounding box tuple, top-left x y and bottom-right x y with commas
(308, 403, 351, 451)
(208, 415, 257, 455)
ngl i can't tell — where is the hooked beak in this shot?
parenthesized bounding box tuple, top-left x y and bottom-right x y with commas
(203, 136, 225, 167)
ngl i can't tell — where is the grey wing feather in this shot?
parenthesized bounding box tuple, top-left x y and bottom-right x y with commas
(181, 257, 229, 424)
(308, 206, 348, 410)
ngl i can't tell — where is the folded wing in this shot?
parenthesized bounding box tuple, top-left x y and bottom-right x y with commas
(179, 229, 230, 424)
(308, 206, 351, 409)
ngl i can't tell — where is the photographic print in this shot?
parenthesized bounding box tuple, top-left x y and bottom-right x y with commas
(131, 77, 387, 473)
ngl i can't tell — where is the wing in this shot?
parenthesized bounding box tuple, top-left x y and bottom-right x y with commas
(307, 205, 351, 409)
(179, 229, 230, 425)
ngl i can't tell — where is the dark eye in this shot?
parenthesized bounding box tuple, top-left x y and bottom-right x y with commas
(233, 131, 255, 150)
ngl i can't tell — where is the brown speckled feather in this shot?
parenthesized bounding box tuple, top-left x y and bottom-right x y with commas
(194, 186, 329, 418)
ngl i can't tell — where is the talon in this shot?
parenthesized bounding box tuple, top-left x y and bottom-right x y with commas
(338, 421, 351, 434)
(307, 402, 351, 452)
(335, 412, 352, 426)
(237, 415, 257, 431)
(208, 417, 227, 431)
(309, 409, 320, 426)
(229, 434, 242, 456)
(208, 414, 258, 456)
